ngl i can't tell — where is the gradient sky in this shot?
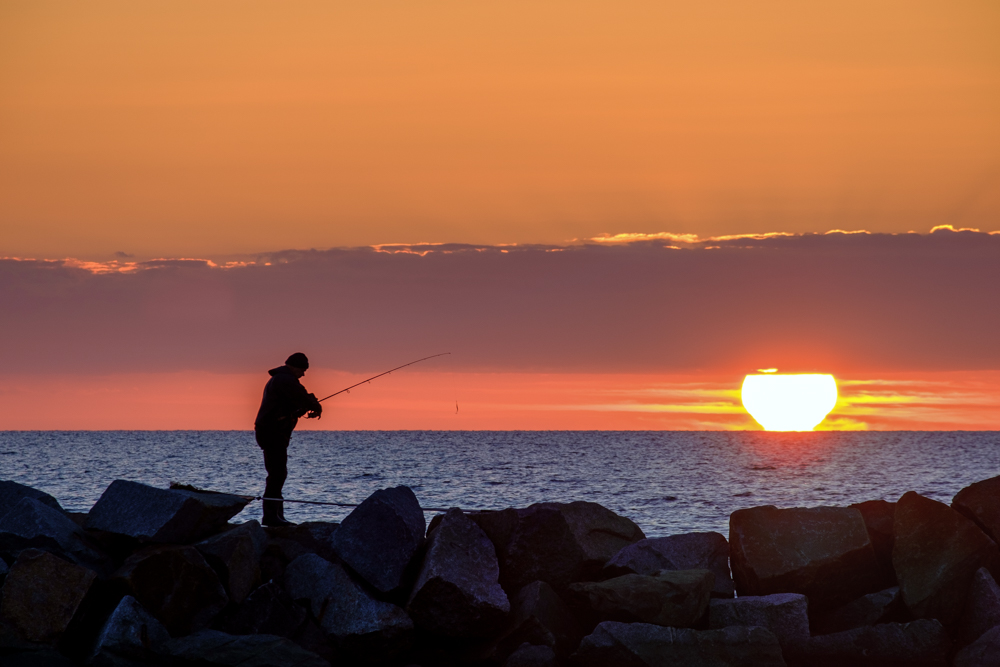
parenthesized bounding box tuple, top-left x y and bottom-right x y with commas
(1, 2, 998, 429)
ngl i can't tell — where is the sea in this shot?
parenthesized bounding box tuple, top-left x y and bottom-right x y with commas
(1, 431, 998, 537)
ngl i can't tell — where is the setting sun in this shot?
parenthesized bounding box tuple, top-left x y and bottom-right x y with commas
(741, 374, 838, 431)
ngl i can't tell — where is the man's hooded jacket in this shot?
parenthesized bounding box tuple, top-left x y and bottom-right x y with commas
(254, 366, 322, 433)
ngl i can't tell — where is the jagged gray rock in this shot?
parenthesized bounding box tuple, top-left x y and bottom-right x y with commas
(567, 570, 713, 628)
(114, 544, 229, 636)
(408, 508, 509, 637)
(330, 486, 425, 593)
(504, 642, 557, 667)
(219, 581, 307, 638)
(482, 501, 645, 591)
(730, 505, 883, 612)
(572, 621, 786, 667)
(953, 475, 1000, 544)
(0, 497, 107, 571)
(786, 619, 950, 666)
(85, 480, 249, 544)
(893, 491, 1000, 625)
(811, 586, 905, 636)
(0, 481, 63, 518)
(954, 624, 1000, 667)
(605, 532, 734, 598)
(161, 629, 329, 667)
(708, 593, 809, 649)
(850, 500, 896, 584)
(956, 567, 1000, 646)
(492, 580, 583, 659)
(196, 520, 268, 604)
(284, 553, 413, 660)
(0, 549, 96, 644)
(90, 595, 170, 662)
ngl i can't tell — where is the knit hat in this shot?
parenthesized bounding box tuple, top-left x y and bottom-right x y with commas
(285, 352, 309, 369)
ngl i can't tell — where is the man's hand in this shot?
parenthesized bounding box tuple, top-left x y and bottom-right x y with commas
(307, 405, 323, 419)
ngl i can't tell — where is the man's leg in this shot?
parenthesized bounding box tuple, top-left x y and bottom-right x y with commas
(256, 428, 290, 525)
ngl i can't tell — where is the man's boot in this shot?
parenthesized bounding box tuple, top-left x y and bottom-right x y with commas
(262, 498, 291, 527)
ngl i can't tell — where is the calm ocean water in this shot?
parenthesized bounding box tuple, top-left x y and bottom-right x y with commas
(1, 431, 998, 537)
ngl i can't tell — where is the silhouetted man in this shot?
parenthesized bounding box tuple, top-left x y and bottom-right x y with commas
(254, 352, 322, 526)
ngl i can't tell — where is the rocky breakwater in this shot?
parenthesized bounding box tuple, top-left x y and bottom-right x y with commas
(3, 476, 1000, 666)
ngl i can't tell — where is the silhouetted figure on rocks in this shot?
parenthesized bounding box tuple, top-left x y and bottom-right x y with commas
(254, 352, 322, 526)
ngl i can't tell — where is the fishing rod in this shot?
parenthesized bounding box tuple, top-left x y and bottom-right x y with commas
(317, 352, 451, 403)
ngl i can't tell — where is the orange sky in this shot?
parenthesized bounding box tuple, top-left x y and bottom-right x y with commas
(2, 1, 999, 259)
(2, 3, 999, 431)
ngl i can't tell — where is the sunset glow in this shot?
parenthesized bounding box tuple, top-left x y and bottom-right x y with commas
(741, 374, 839, 431)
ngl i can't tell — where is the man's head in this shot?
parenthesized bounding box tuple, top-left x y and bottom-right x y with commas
(285, 352, 309, 377)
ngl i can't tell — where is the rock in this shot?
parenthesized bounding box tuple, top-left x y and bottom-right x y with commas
(85, 480, 249, 544)
(196, 521, 268, 604)
(0, 481, 63, 518)
(956, 567, 1000, 646)
(0, 497, 108, 571)
(0, 556, 7, 581)
(571, 621, 786, 667)
(264, 521, 339, 564)
(0, 549, 96, 644)
(604, 532, 734, 598)
(407, 508, 510, 637)
(114, 544, 229, 636)
(566, 570, 713, 628)
(495, 502, 645, 591)
(811, 586, 906, 636)
(161, 629, 329, 667)
(954, 624, 1000, 667)
(218, 581, 307, 638)
(90, 595, 170, 662)
(708, 593, 809, 649)
(504, 642, 557, 667)
(851, 500, 896, 582)
(493, 580, 583, 658)
(893, 491, 1000, 625)
(954, 475, 1000, 544)
(330, 486, 425, 593)
(786, 619, 950, 667)
(284, 553, 413, 660)
(1, 648, 80, 667)
(729, 505, 883, 611)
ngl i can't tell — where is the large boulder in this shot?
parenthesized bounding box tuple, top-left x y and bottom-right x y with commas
(492, 580, 583, 659)
(478, 502, 644, 592)
(284, 553, 413, 660)
(893, 491, 1000, 625)
(572, 621, 786, 667)
(330, 486, 425, 594)
(786, 619, 950, 667)
(114, 545, 229, 636)
(0, 497, 108, 571)
(956, 567, 1000, 647)
(160, 629, 329, 667)
(604, 532, 734, 598)
(954, 624, 1000, 667)
(954, 475, 1000, 544)
(729, 505, 883, 611)
(196, 521, 268, 604)
(0, 481, 63, 517)
(850, 500, 896, 583)
(407, 508, 510, 637)
(504, 642, 557, 667)
(218, 581, 307, 638)
(85, 480, 249, 544)
(89, 595, 170, 663)
(0, 549, 96, 644)
(264, 521, 339, 564)
(811, 586, 906, 636)
(708, 593, 809, 649)
(566, 570, 713, 628)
